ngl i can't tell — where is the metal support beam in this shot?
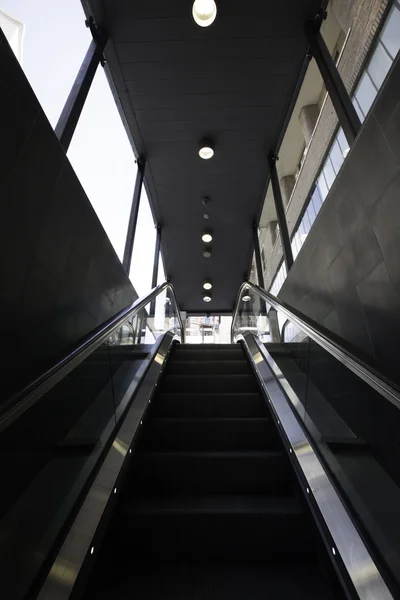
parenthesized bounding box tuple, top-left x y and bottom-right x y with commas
(252, 225, 265, 289)
(122, 158, 145, 274)
(150, 225, 162, 316)
(268, 308, 281, 343)
(304, 17, 361, 145)
(253, 224, 267, 316)
(55, 18, 107, 152)
(268, 154, 293, 272)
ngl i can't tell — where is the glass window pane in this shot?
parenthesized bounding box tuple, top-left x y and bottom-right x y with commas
(317, 173, 329, 201)
(307, 201, 316, 224)
(330, 140, 344, 175)
(352, 97, 365, 123)
(130, 189, 157, 295)
(291, 238, 297, 258)
(68, 68, 137, 263)
(295, 232, 302, 255)
(303, 211, 311, 234)
(295, 232, 302, 253)
(0, 0, 92, 127)
(297, 229, 305, 249)
(368, 41, 393, 89)
(312, 187, 323, 214)
(323, 157, 336, 189)
(336, 128, 349, 157)
(298, 220, 307, 243)
(380, 5, 400, 60)
(355, 73, 377, 117)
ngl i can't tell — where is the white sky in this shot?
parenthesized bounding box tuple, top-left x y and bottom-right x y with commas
(1, 0, 162, 296)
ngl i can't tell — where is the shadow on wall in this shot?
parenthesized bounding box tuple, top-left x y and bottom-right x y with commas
(0, 30, 136, 402)
(280, 52, 400, 386)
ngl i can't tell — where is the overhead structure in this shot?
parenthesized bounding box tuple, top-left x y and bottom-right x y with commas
(80, 0, 325, 312)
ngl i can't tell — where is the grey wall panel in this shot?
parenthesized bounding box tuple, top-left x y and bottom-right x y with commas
(0, 31, 136, 401)
(280, 52, 400, 385)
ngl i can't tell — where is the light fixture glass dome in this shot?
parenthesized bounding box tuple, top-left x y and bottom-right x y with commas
(199, 146, 214, 159)
(192, 0, 217, 28)
(202, 231, 213, 243)
(203, 281, 212, 290)
(203, 294, 212, 302)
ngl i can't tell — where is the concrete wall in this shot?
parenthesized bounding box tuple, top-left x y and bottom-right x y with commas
(0, 30, 136, 400)
(280, 52, 400, 385)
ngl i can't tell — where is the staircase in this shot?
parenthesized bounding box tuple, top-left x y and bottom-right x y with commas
(84, 343, 343, 599)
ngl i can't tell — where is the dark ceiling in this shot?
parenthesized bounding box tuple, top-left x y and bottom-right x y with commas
(82, 0, 322, 313)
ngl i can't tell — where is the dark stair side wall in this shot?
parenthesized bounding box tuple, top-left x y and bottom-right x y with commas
(280, 51, 400, 386)
(0, 30, 136, 402)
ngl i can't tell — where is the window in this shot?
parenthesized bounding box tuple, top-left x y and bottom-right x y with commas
(368, 41, 393, 88)
(317, 173, 329, 201)
(352, 97, 365, 121)
(292, 234, 300, 259)
(311, 187, 323, 215)
(336, 128, 349, 158)
(330, 139, 344, 175)
(355, 72, 378, 116)
(380, 4, 400, 59)
(306, 203, 316, 226)
(323, 157, 336, 189)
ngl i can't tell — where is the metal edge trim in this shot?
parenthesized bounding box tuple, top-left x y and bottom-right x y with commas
(240, 331, 394, 600)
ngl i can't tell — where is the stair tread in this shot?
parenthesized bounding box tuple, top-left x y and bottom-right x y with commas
(175, 344, 241, 349)
(87, 560, 338, 599)
(167, 360, 251, 375)
(154, 392, 265, 418)
(148, 417, 270, 423)
(122, 494, 302, 515)
(137, 450, 282, 458)
(169, 360, 249, 365)
(157, 392, 262, 397)
(142, 417, 276, 450)
(166, 372, 254, 381)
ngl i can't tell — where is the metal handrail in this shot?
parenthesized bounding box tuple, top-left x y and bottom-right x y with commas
(0, 281, 184, 431)
(232, 280, 400, 411)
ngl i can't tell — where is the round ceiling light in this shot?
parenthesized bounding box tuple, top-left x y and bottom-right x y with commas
(199, 145, 214, 159)
(192, 0, 217, 28)
(202, 231, 213, 243)
(204, 213, 210, 219)
(203, 280, 212, 290)
(203, 248, 212, 258)
(203, 294, 212, 302)
(242, 295, 251, 302)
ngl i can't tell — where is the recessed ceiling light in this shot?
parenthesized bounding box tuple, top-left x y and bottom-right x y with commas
(199, 145, 214, 159)
(203, 281, 212, 290)
(242, 295, 251, 302)
(192, 0, 217, 28)
(203, 294, 212, 302)
(204, 213, 210, 219)
(203, 249, 212, 258)
(202, 231, 212, 243)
